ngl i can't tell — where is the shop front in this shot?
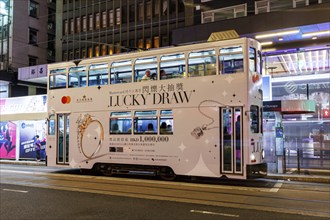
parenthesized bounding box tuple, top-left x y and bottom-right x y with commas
(0, 95, 47, 161)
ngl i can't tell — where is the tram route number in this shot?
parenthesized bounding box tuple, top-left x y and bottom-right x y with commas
(130, 136, 169, 143)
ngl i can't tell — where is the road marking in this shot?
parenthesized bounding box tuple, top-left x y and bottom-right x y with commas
(270, 180, 284, 192)
(190, 210, 239, 218)
(3, 189, 28, 193)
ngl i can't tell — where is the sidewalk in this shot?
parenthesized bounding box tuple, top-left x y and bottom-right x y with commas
(1, 159, 329, 184)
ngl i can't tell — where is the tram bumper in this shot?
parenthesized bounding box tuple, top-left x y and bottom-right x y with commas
(247, 162, 267, 178)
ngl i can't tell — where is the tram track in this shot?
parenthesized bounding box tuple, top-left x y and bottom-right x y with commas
(1, 169, 329, 218)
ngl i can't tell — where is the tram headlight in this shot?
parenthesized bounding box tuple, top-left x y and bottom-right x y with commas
(250, 154, 256, 161)
(261, 149, 265, 159)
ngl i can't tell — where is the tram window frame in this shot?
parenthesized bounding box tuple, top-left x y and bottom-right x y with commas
(134, 56, 158, 82)
(49, 69, 67, 89)
(68, 66, 87, 88)
(250, 105, 259, 133)
(188, 49, 216, 77)
(249, 47, 256, 73)
(159, 110, 173, 135)
(219, 46, 244, 74)
(110, 112, 132, 134)
(160, 53, 185, 80)
(110, 60, 132, 84)
(134, 110, 158, 134)
(257, 50, 262, 75)
(88, 63, 109, 86)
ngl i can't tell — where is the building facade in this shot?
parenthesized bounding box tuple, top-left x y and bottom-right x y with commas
(0, 0, 56, 98)
(57, 0, 187, 61)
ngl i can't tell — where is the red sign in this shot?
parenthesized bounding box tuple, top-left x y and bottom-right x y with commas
(322, 109, 330, 118)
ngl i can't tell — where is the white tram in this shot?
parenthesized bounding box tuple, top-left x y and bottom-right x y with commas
(46, 37, 266, 180)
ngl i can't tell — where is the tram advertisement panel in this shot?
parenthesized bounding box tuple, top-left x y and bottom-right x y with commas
(0, 121, 17, 159)
(19, 120, 46, 159)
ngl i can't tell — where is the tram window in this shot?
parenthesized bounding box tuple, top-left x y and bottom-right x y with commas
(48, 115, 55, 135)
(250, 105, 259, 133)
(134, 57, 157, 82)
(68, 66, 87, 87)
(219, 46, 243, 74)
(160, 53, 185, 80)
(134, 110, 157, 134)
(88, 63, 109, 86)
(110, 112, 132, 134)
(49, 73, 67, 89)
(110, 60, 132, 84)
(188, 49, 216, 77)
(257, 50, 262, 75)
(160, 110, 173, 134)
(49, 69, 67, 89)
(249, 47, 256, 73)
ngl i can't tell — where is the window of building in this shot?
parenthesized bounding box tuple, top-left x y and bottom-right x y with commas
(88, 47, 93, 58)
(129, 5, 135, 22)
(70, 19, 74, 34)
(138, 3, 144, 21)
(88, 14, 93, 31)
(95, 45, 100, 57)
(202, 4, 247, 24)
(145, 39, 152, 49)
(76, 17, 81, 33)
(82, 16, 87, 32)
(162, 0, 168, 15)
(29, 0, 39, 18)
(69, 50, 74, 60)
(116, 8, 121, 25)
(102, 11, 107, 28)
(68, 66, 87, 88)
(255, 0, 270, 14)
(134, 111, 158, 134)
(82, 49, 86, 58)
(101, 45, 107, 56)
(75, 50, 80, 59)
(29, 56, 37, 66)
(110, 112, 132, 134)
(138, 39, 144, 50)
(109, 45, 114, 55)
(154, 0, 160, 15)
(63, 20, 68, 35)
(154, 36, 160, 48)
(63, 51, 68, 61)
(146, 1, 152, 19)
(95, 12, 100, 29)
(109, 10, 114, 27)
(29, 28, 38, 45)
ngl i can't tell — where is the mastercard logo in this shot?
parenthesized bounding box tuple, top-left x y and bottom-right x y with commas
(61, 96, 71, 104)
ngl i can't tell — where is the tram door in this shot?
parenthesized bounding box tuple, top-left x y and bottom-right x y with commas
(56, 114, 70, 165)
(220, 107, 243, 175)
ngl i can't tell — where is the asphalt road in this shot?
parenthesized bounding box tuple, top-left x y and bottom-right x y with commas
(0, 164, 329, 220)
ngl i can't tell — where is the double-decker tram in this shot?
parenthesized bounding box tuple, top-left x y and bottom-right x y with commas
(46, 37, 266, 180)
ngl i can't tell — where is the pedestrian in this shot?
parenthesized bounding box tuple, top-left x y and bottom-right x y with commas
(35, 135, 41, 161)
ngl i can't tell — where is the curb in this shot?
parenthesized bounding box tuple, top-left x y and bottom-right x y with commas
(265, 174, 330, 184)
